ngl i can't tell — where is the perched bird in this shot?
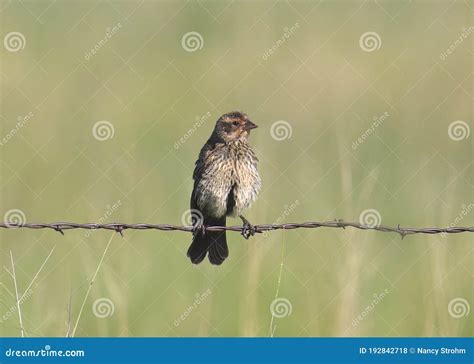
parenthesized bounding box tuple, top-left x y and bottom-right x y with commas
(187, 111, 261, 265)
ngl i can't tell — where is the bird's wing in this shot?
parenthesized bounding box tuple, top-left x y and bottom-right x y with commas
(191, 142, 214, 211)
(191, 142, 233, 218)
(192, 142, 213, 181)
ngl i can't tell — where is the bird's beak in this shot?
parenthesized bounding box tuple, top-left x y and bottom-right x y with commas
(244, 120, 258, 130)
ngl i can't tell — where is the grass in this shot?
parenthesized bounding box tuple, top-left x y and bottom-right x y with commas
(71, 232, 115, 337)
(9, 251, 24, 337)
(0, 0, 472, 337)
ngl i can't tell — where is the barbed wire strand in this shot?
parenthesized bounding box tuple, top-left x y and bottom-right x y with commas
(1, 221, 473, 239)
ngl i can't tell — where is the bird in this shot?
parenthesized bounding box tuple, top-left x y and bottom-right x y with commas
(187, 111, 261, 265)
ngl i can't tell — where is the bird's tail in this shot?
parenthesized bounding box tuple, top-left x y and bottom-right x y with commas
(187, 216, 228, 265)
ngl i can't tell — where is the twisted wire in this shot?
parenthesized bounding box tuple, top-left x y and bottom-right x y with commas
(1, 221, 472, 238)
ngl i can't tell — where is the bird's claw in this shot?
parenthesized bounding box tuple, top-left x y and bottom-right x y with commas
(240, 215, 256, 240)
(193, 221, 206, 236)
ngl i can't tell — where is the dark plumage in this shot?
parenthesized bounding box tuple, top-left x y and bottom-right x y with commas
(187, 111, 261, 265)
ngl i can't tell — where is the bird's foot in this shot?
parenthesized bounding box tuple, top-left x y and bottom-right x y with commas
(240, 215, 256, 240)
(193, 220, 206, 236)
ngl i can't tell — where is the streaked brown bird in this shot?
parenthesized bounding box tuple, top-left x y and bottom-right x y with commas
(187, 111, 261, 265)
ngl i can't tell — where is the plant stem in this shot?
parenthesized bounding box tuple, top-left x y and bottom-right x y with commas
(71, 232, 115, 337)
(10, 251, 25, 337)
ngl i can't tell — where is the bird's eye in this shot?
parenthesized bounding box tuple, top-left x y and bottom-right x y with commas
(232, 121, 239, 126)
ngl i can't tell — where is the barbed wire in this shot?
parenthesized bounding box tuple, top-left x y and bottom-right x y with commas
(1, 221, 473, 239)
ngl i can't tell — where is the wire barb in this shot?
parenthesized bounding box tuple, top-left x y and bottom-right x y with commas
(53, 224, 64, 235)
(1, 221, 473, 237)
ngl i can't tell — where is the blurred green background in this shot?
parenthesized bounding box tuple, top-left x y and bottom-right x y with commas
(1, 0, 472, 337)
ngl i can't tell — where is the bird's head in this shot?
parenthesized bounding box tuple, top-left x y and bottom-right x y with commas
(212, 111, 258, 143)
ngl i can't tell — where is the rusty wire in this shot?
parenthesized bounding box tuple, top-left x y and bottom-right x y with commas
(0, 221, 473, 239)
